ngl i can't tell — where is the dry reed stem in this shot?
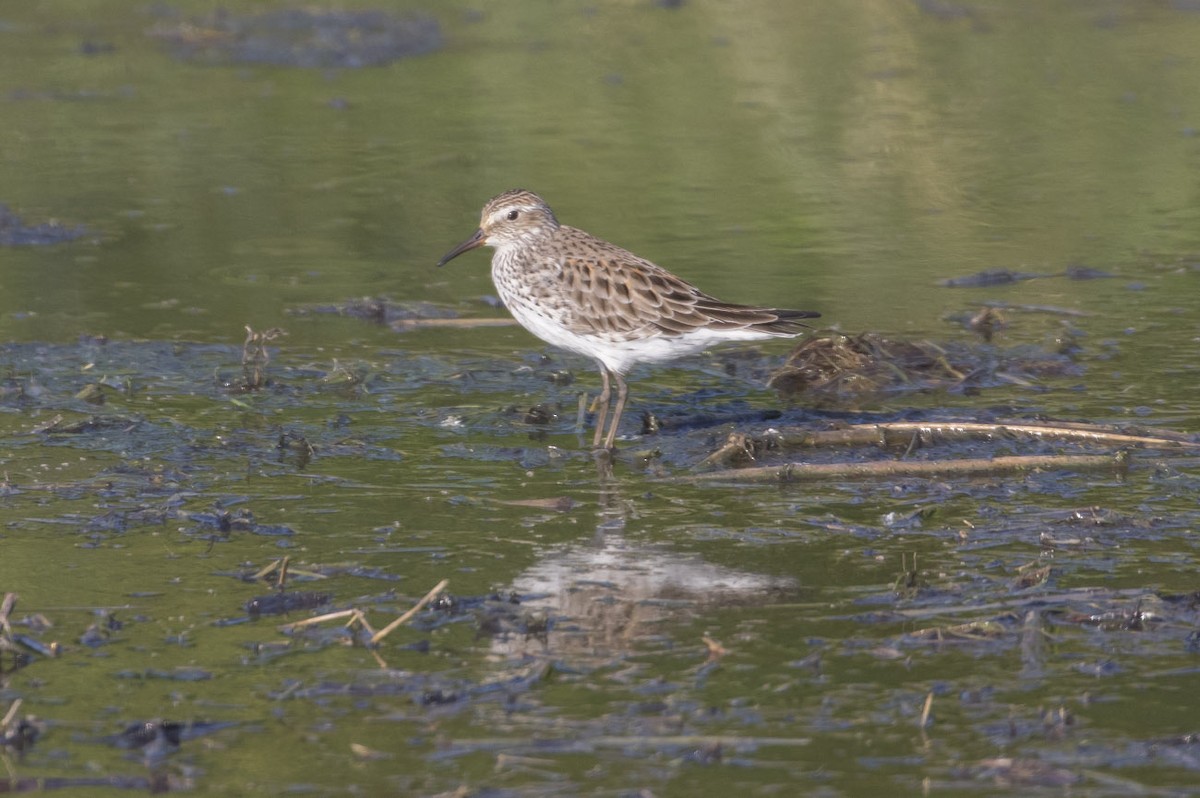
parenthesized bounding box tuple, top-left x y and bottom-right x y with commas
(773, 420, 1200, 451)
(370, 578, 450, 645)
(678, 452, 1128, 484)
(279, 608, 359, 631)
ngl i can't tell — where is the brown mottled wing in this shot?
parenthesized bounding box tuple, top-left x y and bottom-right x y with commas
(556, 235, 817, 341)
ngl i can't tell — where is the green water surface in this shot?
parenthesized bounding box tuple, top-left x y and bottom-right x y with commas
(1, 1, 1199, 795)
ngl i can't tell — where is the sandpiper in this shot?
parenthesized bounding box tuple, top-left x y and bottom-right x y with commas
(437, 189, 820, 449)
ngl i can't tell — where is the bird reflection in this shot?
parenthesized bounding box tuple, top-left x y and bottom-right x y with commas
(487, 453, 795, 666)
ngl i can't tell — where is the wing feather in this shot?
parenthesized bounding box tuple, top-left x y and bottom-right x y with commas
(551, 227, 818, 341)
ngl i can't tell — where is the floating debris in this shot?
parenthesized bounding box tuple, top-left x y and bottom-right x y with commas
(245, 591, 332, 618)
(1, 700, 43, 753)
(938, 269, 1044, 287)
(148, 8, 442, 68)
(186, 507, 295, 540)
(107, 718, 237, 771)
(235, 325, 285, 392)
(940, 264, 1115, 287)
(963, 757, 1081, 788)
(1063, 263, 1113, 280)
(0, 594, 60, 673)
(0, 204, 88, 246)
(966, 306, 1006, 341)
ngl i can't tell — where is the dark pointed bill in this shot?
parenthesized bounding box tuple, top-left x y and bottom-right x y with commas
(436, 229, 486, 267)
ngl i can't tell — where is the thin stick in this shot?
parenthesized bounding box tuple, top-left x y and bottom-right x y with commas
(370, 579, 449, 645)
(674, 452, 1128, 484)
(0, 593, 15, 637)
(251, 559, 282, 581)
(1, 699, 21, 729)
(346, 608, 379, 639)
(280, 608, 360, 631)
(773, 421, 1199, 451)
(919, 691, 934, 729)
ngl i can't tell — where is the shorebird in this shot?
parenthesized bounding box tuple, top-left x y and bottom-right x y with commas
(437, 189, 819, 449)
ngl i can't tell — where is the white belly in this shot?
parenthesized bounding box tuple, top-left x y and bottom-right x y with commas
(502, 291, 787, 374)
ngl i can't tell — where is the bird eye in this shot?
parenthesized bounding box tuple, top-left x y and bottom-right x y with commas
(506, 210, 519, 221)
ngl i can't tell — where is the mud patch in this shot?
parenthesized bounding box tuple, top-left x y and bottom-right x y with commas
(767, 332, 1081, 406)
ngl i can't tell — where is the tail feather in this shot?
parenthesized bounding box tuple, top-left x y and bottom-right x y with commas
(775, 308, 822, 321)
(763, 308, 820, 334)
(698, 304, 820, 335)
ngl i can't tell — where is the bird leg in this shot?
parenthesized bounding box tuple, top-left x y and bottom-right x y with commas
(602, 372, 629, 450)
(591, 366, 612, 448)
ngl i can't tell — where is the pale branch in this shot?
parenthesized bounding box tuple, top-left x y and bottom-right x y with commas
(677, 451, 1129, 484)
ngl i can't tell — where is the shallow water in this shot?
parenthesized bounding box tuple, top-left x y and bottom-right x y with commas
(2, 1, 1200, 795)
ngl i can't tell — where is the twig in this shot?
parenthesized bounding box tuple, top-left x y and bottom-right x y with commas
(370, 579, 449, 645)
(674, 451, 1129, 484)
(702, 635, 728, 662)
(770, 420, 1199, 451)
(0, 593, 15, 637)
(241, 325, 285, 389)
(350, 608, 377, 637)
(251, 559, 282, 581)
(279, 608, 360, 631)
(1, 699, 21, 729)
